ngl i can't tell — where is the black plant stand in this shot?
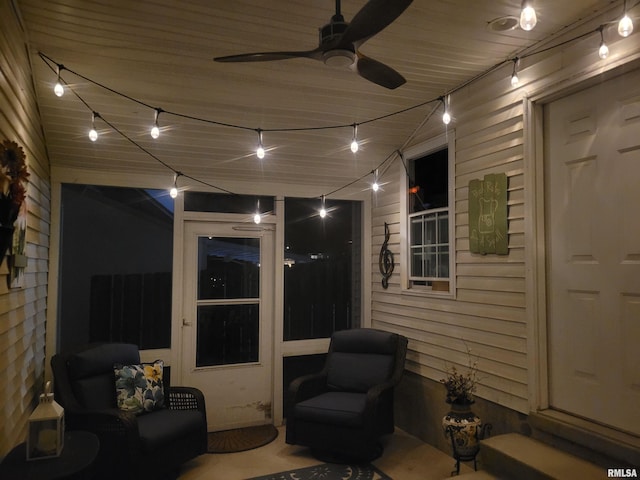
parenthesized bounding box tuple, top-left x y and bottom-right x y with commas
(446, 423, 492, 476)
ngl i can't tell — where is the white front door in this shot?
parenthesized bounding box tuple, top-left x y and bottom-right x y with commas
(545, 68, 640, 435)
(181, 220, 274, 431)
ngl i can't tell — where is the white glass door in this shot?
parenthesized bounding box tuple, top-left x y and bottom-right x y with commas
(181, 221, 274, 431)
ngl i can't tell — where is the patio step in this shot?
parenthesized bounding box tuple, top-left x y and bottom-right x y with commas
(478, 433, 605, 479)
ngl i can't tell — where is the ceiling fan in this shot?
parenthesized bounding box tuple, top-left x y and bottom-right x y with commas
(214, 0, 413, 89)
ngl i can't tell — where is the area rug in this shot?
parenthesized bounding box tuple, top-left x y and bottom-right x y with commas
(246, 463, 391, 480)
(208, 424, 278, 453)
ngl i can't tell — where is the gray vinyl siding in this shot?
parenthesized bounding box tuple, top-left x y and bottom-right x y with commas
(371, 5, 640, 416)
(0, 0, 51, 457)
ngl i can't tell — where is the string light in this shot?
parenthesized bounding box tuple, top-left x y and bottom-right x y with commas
(254, 199, 261, 224)
(54, 64, 64, 97)
(598, 26, 609, 59)
(520, 1, 537, 31)
(39, 6, 639, 220)
(169, 172, 181, 198)
(151, 108, 162, 139)
(319, 195, 327, 218)
(350, 124, 359, 153)
(441, 95, 451, 125)
(372, 169, 380, 192)
(510, 58, 520, 87)
(618, 1, 633, 37)
(89, 112, 98, 142)
(256, 129, 265, 159)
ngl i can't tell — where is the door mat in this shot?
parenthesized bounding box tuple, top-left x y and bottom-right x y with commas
(246, 463, 391, 480)
(208, 424, 278, 453)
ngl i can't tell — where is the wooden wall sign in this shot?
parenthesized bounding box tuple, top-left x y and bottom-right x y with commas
(468, 173, 508, 255)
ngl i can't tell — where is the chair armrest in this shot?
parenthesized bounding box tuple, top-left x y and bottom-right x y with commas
(168, 386, 206, 414)
(167, 386, 208, 454)
(363, 381, 395, 417)
(288, 372, 328, 404)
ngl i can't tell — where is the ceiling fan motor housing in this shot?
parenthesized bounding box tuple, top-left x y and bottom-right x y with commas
(319, 20, 355, 66)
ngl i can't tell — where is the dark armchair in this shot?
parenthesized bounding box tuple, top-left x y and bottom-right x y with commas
(286, 328, 408, 461)
(51, 343, 207, 480)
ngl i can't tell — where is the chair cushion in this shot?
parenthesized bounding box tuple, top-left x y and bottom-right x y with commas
(136, 409, 205, 453)
(327, 352, 393, 393)
(330, 329, 398, 355)
(293, 392, 367, 427)
(66, 343, 140, 410)
(114, 360, 165, 414)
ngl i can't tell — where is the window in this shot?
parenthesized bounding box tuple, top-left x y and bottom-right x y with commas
(283, 197, 362, 340)
(404, 135, 454, 294)
(58, 184, 174, 351)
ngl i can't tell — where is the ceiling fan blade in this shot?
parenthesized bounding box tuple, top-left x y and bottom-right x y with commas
(214, 49, 323, 63)
(339, 0, 413, 47)
(356, 54, 406, 89)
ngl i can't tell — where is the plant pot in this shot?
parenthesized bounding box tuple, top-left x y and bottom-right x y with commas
(442, 402, 482, 460)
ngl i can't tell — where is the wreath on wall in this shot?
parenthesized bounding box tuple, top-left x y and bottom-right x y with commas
(0, 140, 30, 263)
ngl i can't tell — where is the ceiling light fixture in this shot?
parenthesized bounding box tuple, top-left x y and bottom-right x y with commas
(520, 1, 537, 31)
(350, 124, 359, 153)
(256, 129, 265, 159)
(618, 0, 634, 37)
(54, 64, 64, 97)
(151, 108, 162, 139)
(598, 26, 609, 59)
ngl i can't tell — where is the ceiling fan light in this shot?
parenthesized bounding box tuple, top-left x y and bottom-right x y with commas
(323, 49, 355, 67)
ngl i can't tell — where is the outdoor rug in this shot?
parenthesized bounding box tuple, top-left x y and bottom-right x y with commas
(208, 424, 278, 453)
(246, 463, 391, 480)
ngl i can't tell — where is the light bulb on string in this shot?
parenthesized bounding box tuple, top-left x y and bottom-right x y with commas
(89, 112, 99, 142)
(151, 108, 162, 139)
(372, 169, 380, 192)
(254, 199, 261, 224)
(441, 95, 451, 125)
(319, 195, 327, 218)
(618, 0, 633, 37)
(256, 129, 265, 159)
(510, 58, 520, 87)
(350, 124, 359, 153)
(618, 15, 633, 37)
(169, 172, 181, 199)
(598, 26, 609, 59)
(54, 64, 64, 97)
(520, 1, 537, 31)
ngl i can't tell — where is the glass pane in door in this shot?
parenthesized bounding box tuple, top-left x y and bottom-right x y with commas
(196, 236, 260, 367)
(198, 237, 260, 299)
(196, 304, 259, 367)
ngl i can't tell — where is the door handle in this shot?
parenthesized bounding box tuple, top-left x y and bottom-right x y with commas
(182, 318, 192, 327)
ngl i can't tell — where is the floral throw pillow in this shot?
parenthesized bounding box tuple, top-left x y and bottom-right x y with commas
(114, 360, 165, 414)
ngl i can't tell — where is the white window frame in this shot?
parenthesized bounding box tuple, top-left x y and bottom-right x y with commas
(400, 131, 456, 297)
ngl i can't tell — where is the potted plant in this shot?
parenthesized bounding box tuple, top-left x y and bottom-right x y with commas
(440, 346, 484, 472)
(0, 140, 30, 264)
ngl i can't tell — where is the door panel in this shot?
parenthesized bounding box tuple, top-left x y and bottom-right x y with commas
(181, 221, 274, 431)
(545, 69, 640, 435)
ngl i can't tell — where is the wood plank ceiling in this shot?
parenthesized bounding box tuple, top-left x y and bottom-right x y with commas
(16, 0, 618, 196)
